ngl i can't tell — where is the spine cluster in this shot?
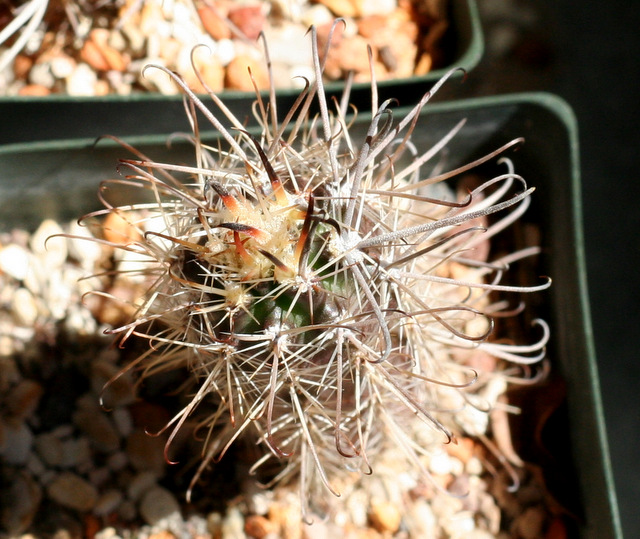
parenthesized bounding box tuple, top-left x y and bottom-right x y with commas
(76, 26, 550, 516)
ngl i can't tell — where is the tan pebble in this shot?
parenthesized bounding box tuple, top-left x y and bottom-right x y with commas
(369, 500, 401, 533)
(513, 505, 548, 539)
(430, 472, 453, 491)
(90, 282, 138, 327)
(207, 512, 223, 536)
(120, 22, 146, 55)
(316, 0, 360, 17)
(491, 397, 524, 467)
(445, 436, 475, 464)
(159, 37, 183, 66)
(183, 48, 225, 93)
(103, 211, 142, 244)
(32, 219, 66, 263)
(0, 470, 42, 535)
(47, 472, 98, 512)
(357, 14, 387, 39)
(222, 506, 246, 538)
(81, 29, 128, 72)
(81, 39, 111, 72)
(73, 408, 120, 453)
(148, 532, 176, 539)
(357, 0, 396, 17)
(459, 349, 498, 374)
(379, 33, 417, 78)
(13, 54, 33, 80)
(244, 514, 277, 538)
(358, 11, 419, 78)
(118, 499, 138, 521)
(228, 5, 265, 41)
(11, 287, 39, 327)
(6, 379, 43, 421)
(268, 500, 301, 539)
(225, 54, 269, 91)
(414, 52, 433, 75)
(17, 84, 51, 96)
(108, 29, 128, 52)
(198, 4, 232, 40)
(129, 400, 172, 432)
(91, 359, 135, 407)
(139, 486, 181, 525)
(463, 531, 496, 539)
(323, 34, 371, 79)
(545, 517, 568, 539)
(140, 1, 164, 37)
(126, 429, 166, 474)
(101, 46, 128, 72)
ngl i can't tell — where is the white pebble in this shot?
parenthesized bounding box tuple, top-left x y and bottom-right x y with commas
(50, 55, 76, 79)
(64, 303, 98, 336)
(73, 408, 120, 453)
(89, 466, 111, 487)
(26, 452, 46, 477)
(139, 485, 181, 525)
(136, 58, 180, 94)
(118, 499, 138, 521)
(429, 449, 453, 475)
(127, 470, 158, 501)
(107, 450, 129, 471)
(444, 511, 476, 538)
(112, 407, 134, 438)
(67, 220, 103, 270)
(0, 244, 31, 281)
(51, 424, 74, 438)
(95, 527, 121, 539)
(359, 0, 396, 16)
(300, 4, 334, 27)
(0, 471, 42, 534)
(221, 506, 246, 539)
(405, 499, 437, 537)
(0, 422, 33, 464)
(121, 23, 146, 55)
(94, 489, 124, 517)
(11, 287, 39, 326)
(35, 432, 64, 467)
(215, 38, 236, 66)
(28, 61, 54, 88)
(66, 62, 98, 96)
(60, 436, 92, 469)
(47, 472, 98, 512)
(466, 456, 484, 476)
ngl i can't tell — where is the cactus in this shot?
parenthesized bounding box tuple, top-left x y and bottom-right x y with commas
(74, 27, 550, 517)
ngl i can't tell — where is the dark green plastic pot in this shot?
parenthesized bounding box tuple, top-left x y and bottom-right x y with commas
(0, 93, 620, 538)
(0, 0, 482, 145)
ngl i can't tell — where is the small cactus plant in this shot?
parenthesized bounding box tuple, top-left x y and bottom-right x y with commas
(74, 26, 550, 517)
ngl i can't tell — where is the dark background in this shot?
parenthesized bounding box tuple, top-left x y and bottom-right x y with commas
(465, 1, 639, 537)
